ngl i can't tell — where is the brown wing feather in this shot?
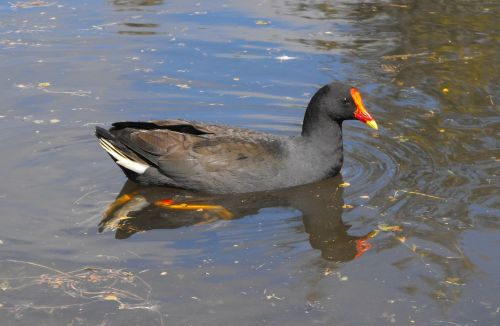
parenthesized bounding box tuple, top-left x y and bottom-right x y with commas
(159, 132, 284, 190)
(152, 120, 272, 139)
(111, 120, 287, 192)
(132, 130, 192, 155)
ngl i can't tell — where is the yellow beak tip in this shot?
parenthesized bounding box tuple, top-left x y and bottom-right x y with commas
(366, 120, 378, 130)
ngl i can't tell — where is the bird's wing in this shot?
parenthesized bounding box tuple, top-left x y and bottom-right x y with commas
(110, 120, 285, 185)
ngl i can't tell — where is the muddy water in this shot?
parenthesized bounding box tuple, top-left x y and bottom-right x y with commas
(0, 0, 498, 325)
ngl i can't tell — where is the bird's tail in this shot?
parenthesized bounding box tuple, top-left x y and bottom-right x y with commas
(95, 126, 149, 175)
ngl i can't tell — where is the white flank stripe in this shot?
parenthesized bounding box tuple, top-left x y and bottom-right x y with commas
(116, 159, 148, 174)
(99, 139, 126, 160)
(98, 138, 148, 174)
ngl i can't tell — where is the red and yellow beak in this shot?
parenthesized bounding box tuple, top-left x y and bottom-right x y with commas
(351, 88, 378, 130)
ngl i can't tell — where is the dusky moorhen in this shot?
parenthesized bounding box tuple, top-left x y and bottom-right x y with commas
(96, 82, 378, 193)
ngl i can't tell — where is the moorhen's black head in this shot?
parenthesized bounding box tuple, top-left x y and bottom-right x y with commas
(302, 82, 378, 136)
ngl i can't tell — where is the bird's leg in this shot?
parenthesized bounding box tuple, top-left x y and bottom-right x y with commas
(99, 195, 148, 232)
(103, 192, 138, 218)
(155, 199, 234, 220)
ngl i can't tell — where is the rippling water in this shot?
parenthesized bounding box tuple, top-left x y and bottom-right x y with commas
(0, 0, 498, 325)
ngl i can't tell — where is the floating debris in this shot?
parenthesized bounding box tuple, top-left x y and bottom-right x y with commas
(255, 20, 271, 25)
(103, 293, 119, 301)
(265, 293, 284, 300)
(382, 52, 435, 61)
(393, 189, 444, 200)
(15, 82, 92, 97)
(339, 182, 350, 188)
(323, 268, 334, 276)
(388, 3, 408, 8)
(381, 64, 399, 73)
(15, 83, 33, 89)
(41, 88, 92, 97)
(445, 277, 465, 286)
(378, 224, 403, 232)
(0, 259, 160, 320)
(323, 268, 349, 281)
(10, 1, 57, 9)
(394, 135, 410, 143)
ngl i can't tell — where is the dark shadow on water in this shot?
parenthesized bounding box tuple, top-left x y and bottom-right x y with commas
(110, 1, 163, 34)
(100, 177, 375, 263)
(110, 0, 164, 7)
(117, 30, 159, 35)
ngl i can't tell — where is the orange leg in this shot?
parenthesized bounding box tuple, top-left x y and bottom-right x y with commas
(155, 200, 234, 220)
(103, 192, 138, 218)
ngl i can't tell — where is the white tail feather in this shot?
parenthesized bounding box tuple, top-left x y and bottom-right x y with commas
(99, 138, 148, 174)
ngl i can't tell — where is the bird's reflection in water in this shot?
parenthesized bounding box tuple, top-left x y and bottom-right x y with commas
(99, 177, 377, 262)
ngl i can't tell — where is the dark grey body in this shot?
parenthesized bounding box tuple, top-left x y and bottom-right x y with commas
(96, 82, 361, 194)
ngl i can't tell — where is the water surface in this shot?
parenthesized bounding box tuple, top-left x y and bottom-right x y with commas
(0, 0, 498, 325)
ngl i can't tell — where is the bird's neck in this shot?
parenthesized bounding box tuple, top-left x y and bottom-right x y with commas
(301, 118, 343, 150)
(301, 105, 343, 144)
(298, 107, 344, 177)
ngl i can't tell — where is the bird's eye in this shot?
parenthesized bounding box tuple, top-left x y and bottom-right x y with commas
(342, 97, 350, 105)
